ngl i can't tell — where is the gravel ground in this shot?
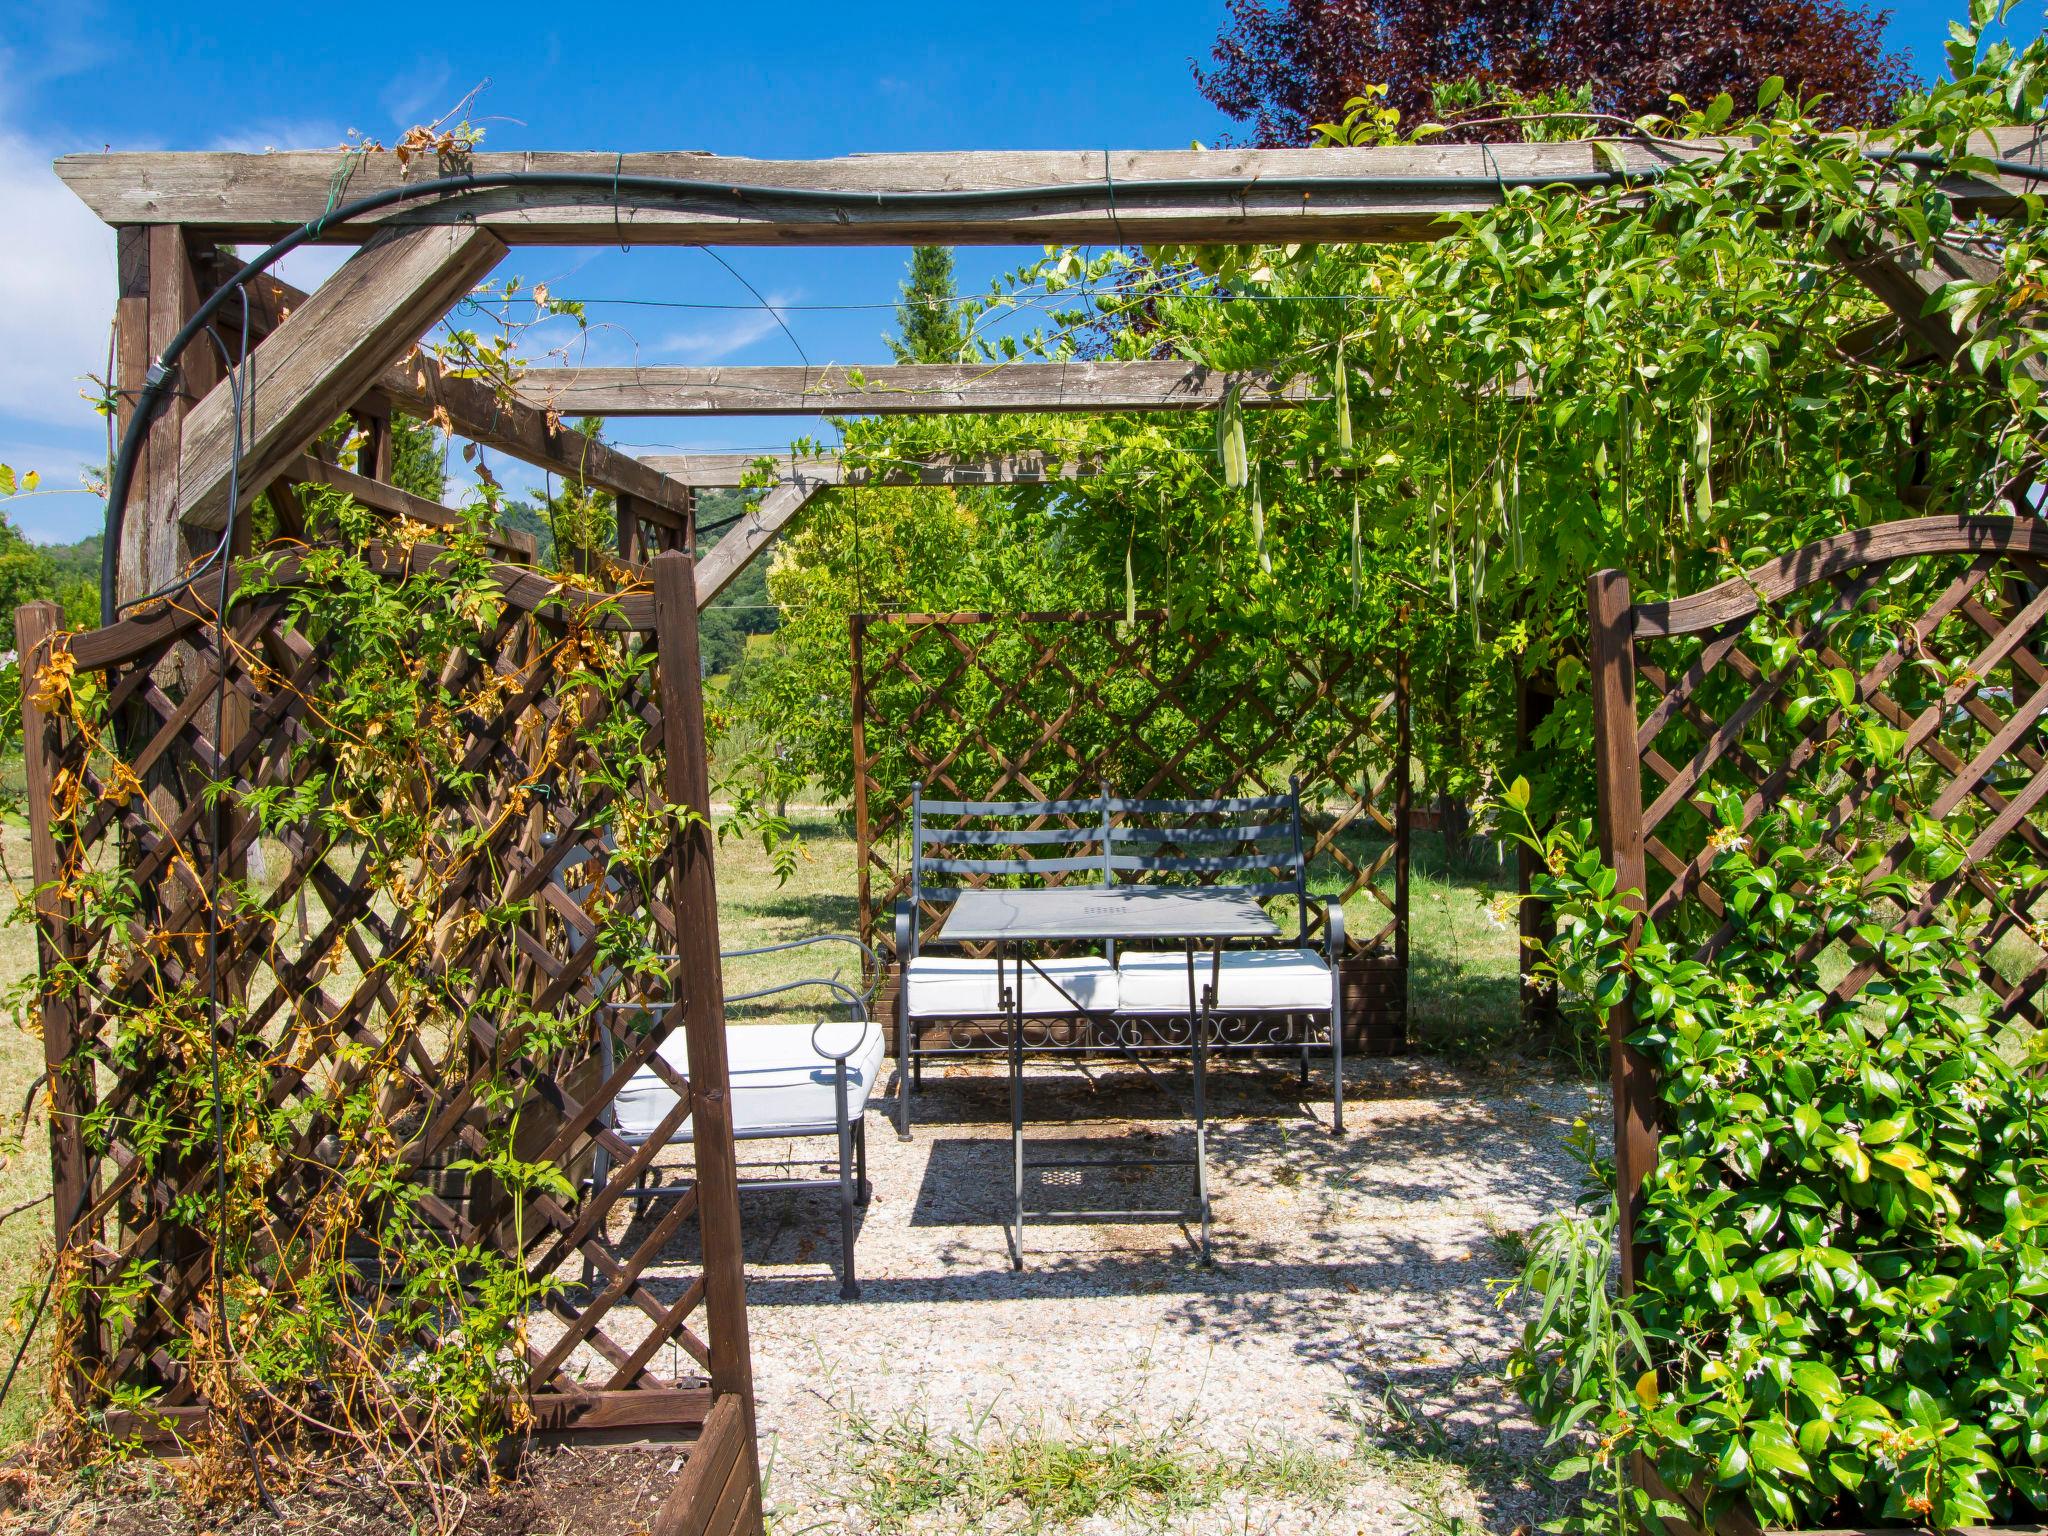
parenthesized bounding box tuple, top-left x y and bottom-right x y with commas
(8, 1054, 1601, 1536)
(695, 1054, 1607, 1535)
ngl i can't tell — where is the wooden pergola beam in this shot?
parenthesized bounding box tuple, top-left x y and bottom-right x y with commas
(1830, 230, 2046, 382)
(55, 134, 2047, 248)
(643, 452, 1103, 488)
(681, 452, 1114, 602)
(520, 362, 1310, 417)
(178, 224, 507, 532)
(233, 261, 697, 527)
(375, 353, 693, 527)
(694, 477, 825, 608)
(280, 453, 538, 560)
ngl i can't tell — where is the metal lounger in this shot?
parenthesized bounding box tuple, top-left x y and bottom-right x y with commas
(591, 934, 881, 1301)
(548, 835, 883, 1300)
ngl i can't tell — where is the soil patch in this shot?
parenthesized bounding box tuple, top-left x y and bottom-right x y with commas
(1, 1442, 684, 1536)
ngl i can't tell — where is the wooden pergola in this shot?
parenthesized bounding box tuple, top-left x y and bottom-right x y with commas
(59, 134, 2038, 612)
(41, 129, 2046, 1536)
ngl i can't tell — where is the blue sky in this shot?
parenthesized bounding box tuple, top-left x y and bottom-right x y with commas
(0, 0, 2018, 543)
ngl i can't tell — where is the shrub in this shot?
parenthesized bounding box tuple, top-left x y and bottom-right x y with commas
(1502, 788, 2048, 1532)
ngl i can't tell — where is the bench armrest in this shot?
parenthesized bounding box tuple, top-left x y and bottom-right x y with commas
(597, 934, 880, 1061)
(894, 899, 917, 966)
(602, 976, 872, 1063)
(719, 975, 873, 1062)
(721, 933, 880, 1006)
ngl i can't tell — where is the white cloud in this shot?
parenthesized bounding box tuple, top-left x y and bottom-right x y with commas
(0, 428, 111, 542)
(0, 99, 362, 541)
(0, 127, 117, 431)
(381, 61, 455, 130)
(0, 99, 350, 438)
(7, 483, 105, 545)
(205, 119, 346, 154)
(657, 297, 802, 364)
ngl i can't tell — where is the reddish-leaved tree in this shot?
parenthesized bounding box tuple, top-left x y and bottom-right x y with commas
(1196, 0, 1917, 143)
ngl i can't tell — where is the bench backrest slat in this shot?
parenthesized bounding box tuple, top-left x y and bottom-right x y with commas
(1107, 793, 1294, 814)
(918, 795, 1101, 816)
(922, 853, 1108, 876)
(920, 824, 1094, 847)
(908, 777, 1315, 947)
(1108, 851, 1281, 874)
(1110, 822, 1290, 846)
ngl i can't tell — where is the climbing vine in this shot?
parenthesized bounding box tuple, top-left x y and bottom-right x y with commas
(1495, 542, 2048, 1530)
(739, 2, 2048, 836)
(16, 490, 694, 1512)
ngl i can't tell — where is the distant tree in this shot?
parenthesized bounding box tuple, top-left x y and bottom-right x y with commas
(37, 533, 103, 627)
(0, 491, 89, 749)
(391, 413, 447, 501)
(493, 498, 552, 559)
(490, 418, 616, 571)
(889, 247, 965, 363)
(1195, 0, 1916, 145)
(696, 489, 781, 678)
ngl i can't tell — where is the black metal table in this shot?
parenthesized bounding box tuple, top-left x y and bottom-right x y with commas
(933, 886, 1279, 1267)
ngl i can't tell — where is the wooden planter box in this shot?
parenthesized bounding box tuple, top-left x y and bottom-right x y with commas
(1339, 952, 1407, 1054)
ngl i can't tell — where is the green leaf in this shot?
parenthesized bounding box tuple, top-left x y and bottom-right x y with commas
(1752, 1248, 1801, 1284)
(1792, 1360, 1841, 1404)
(1904, 1386, 1945, 1431)
(1715, 1436, 1752, 1487)
(1750, 1421, 1812, 1479)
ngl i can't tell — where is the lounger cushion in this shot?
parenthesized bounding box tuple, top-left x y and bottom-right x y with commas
(610, 1020, 886, 1142)
(1114, 949, 1333, 1013)
(904, 955, 1119, 1017)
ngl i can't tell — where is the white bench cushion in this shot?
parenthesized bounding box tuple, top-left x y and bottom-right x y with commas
(1114, 949, 1333, 1013)
(905, 955, 1118, 1017)
(611, 1020, 886, 1142)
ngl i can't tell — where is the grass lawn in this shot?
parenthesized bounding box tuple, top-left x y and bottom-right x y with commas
(0, 820, 60, 1448)
(0, 809, 1525, 1451)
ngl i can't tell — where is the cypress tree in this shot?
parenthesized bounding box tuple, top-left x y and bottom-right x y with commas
(889, 246, 964, 363)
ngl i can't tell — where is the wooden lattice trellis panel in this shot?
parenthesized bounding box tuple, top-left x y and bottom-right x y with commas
(849, 609, 1410, 1040)
(16, 548, 757, 1463)
(1589, 514, 2048, 1284)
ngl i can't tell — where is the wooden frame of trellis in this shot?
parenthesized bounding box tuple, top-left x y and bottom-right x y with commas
(848, 608, 1411, 1051)
(35, 129, 2048, 1536)
(16, 548, 765, 1536)
(1587, 514, 2048, 1535)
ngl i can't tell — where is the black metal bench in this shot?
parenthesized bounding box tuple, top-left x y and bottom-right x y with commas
(892, 778, 1346, 1138)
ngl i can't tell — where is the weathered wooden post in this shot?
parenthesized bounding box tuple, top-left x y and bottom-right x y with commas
(1586, 568, 1656, 1293)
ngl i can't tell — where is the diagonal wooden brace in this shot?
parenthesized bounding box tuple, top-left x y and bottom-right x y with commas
(1833, 227, 2048, 384)
(692, 476, 827, 609)
(177, 222, 507, 533)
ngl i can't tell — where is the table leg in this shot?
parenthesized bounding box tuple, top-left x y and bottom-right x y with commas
(1185, 942, 1214, 1266)
(1005, 947, 1026, 1271)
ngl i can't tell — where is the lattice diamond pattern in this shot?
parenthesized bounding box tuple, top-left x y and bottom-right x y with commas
(1626, 549, 2048, 1034)
(851, 611, 1407, 962)
(26, 568, 738, 1433)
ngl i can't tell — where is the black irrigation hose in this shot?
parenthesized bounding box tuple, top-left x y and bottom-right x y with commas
(95, 162, 1682, 624)
(98, 144, 2048, 626)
